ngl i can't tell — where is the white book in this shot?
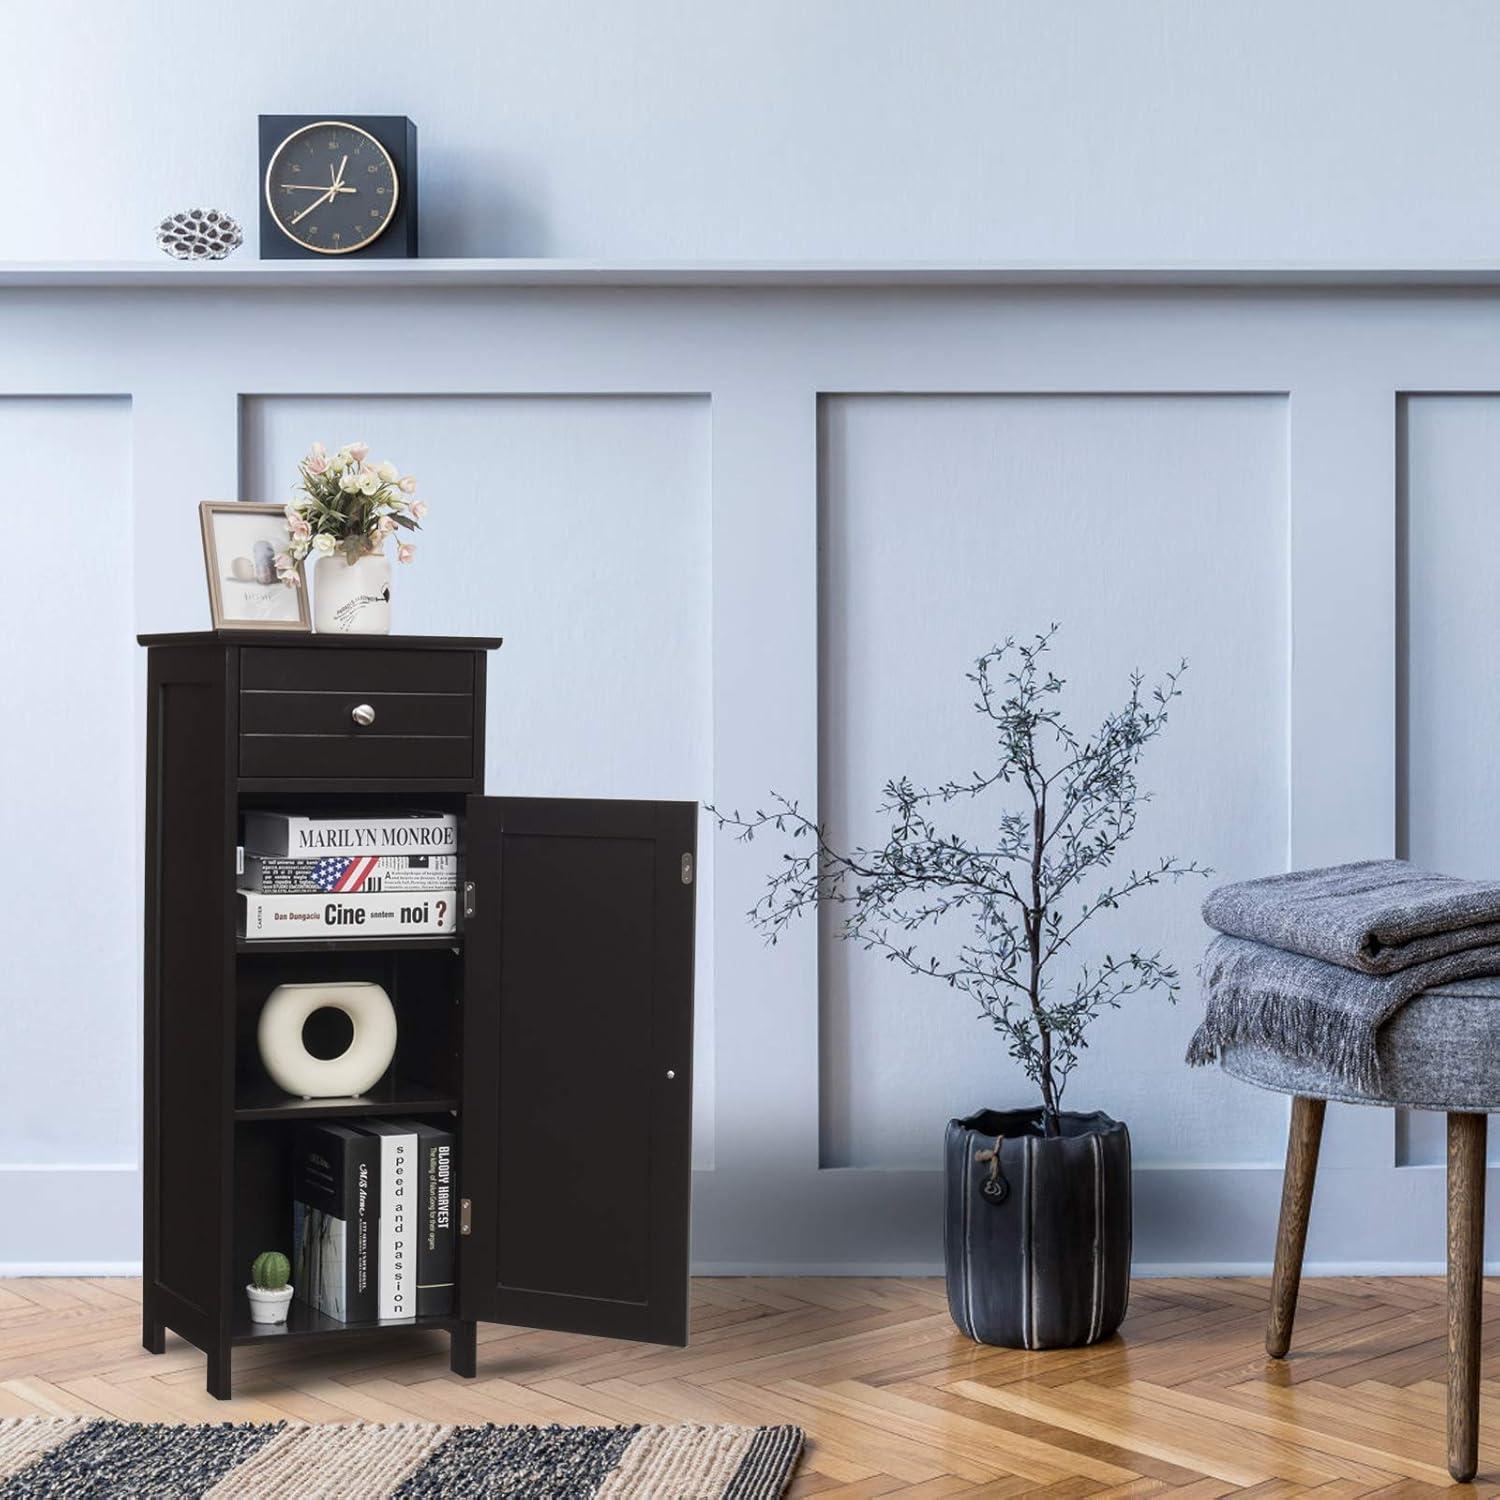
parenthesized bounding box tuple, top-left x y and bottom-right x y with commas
(360, 1122, 418, 1321)
(238, 889, 459, 939)
(243, 811, 459, 859)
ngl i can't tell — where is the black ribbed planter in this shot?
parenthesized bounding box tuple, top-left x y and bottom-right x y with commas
(944, 1107, 1131, 1349)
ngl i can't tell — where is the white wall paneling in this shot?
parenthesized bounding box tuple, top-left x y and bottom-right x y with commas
(1, 396, 138, 1269)
(7, 275, 1500, 1273)
(1396, 394, 1500, 1168)
(2, 398, 134, 1164)
(240, 395, 717, 1168)
(819, 393, 1290, 1170)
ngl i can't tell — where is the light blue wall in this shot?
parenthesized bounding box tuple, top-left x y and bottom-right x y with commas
(7, 0, 1500, 262)
(7, 7, 1500, 1274)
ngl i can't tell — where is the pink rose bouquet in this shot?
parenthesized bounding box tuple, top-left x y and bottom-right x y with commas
(277, 441, 426, 585)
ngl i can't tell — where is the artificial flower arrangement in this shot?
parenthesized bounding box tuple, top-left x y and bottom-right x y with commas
(274, 441, 427, 587)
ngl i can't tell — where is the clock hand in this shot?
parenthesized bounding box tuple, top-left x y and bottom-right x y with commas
(328, 156, 356, 200)
(323, 156, 349, 201)
(281, 183, 357, 193)
(290, 185, 337, 225)
(282, 156, 356, 220)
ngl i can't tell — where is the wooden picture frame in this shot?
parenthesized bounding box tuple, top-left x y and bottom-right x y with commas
(198, 501, 310, 632)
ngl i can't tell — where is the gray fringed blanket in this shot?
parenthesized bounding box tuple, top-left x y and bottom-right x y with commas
(1187, 859, 1500, 1088)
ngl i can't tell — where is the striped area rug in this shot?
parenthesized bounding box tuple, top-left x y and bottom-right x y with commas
(0, 1416, 803, 1498)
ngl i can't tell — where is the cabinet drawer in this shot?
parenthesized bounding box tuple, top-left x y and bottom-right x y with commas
(239, 646, 477, 780)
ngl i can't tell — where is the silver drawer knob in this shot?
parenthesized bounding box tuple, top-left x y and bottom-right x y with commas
(351, 703, 376, 727)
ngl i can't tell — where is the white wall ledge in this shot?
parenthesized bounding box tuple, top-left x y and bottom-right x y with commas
(7, 258, 1500, 290)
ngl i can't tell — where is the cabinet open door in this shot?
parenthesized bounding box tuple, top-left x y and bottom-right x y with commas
(460, 796, 696, 1345)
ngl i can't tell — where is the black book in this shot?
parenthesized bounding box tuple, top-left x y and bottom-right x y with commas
(395, 1119, 456, 1316)
(292, 1124, 380, 1323)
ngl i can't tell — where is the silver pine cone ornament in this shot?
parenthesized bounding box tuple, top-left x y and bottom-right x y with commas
(155, 209, 243, 261)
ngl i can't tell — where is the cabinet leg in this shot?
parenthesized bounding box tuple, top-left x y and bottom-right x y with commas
(142, 1313, 165, 1356)
(207, 1343, 233, 1401)
(1266, 1096, 1326, 1359)
(1447, 1111, 1486, 1484)
(449, 1320, 477, 1379)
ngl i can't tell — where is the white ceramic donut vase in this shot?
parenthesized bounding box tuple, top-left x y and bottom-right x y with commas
(257, 981, 398, 1099)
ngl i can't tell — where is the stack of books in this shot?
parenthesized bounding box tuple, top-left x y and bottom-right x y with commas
(238, 811, 459, 940)
(292, 1120, 457, 1322)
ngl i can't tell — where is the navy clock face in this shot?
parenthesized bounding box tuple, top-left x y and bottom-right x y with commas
(264, 121, 398, 255)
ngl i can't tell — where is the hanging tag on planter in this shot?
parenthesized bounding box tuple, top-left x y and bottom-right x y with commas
(974, 1135, 1009, 1206)
(980, 1174, 1009, 1205)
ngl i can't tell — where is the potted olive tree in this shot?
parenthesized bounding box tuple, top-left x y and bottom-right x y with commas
(715, 628, 1203, 1349)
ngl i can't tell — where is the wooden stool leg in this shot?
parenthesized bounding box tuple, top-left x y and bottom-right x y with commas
(1266, 1096, 1326, 1359)
(1447, 1110, 1487, 1484)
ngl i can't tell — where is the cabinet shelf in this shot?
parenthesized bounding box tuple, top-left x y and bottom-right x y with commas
(234, 1078, 460, 1122)
(233, 1303, 459, 1346)
(236, 934, 463, 955)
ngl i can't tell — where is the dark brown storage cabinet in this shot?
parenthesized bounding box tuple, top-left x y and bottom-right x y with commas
(138, 633, 697, 1398)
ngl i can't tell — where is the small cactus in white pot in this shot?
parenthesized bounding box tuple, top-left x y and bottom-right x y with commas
(246, 1250, 293, 1324)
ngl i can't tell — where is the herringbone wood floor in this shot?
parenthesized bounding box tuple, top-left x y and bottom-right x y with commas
(0, 1276, 1494, 1495)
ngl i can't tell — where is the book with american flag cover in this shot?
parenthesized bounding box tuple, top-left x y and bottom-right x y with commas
(241, 853, 459, 895)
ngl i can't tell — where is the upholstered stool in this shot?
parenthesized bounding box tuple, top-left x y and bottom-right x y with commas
(1222, 976, 1500, 1483)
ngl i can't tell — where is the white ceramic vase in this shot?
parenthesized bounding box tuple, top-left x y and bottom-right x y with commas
(245, 1284, 294, 1324)
(257, 981, 398, 1099)
(314, 549, 391, 634)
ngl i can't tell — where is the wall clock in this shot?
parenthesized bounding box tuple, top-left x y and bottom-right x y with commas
(258, 115, 418, 258)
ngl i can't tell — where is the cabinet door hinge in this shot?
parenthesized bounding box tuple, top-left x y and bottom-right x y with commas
(681, 853, 694, 885)
(463, 881, 476, 919)
(459, 1198, 472, 1236)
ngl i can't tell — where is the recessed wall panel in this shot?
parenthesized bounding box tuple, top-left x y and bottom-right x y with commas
(1397, 394, 1500, 1166)
(819, 393, 1290, 1168)
(1, 397, 134, 1162)
(241, 396, 716, 1166)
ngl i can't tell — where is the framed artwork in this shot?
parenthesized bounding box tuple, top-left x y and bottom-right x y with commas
(198, 501, 310, 631)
